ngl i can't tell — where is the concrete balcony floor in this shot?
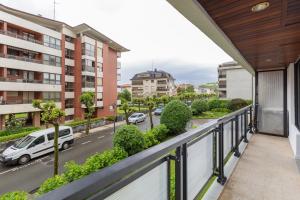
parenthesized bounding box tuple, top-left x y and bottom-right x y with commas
(219, 134, 300, 200)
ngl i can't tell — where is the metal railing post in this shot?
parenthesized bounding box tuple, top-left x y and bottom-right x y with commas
(249, 106, 254, 134)
(217, 123, 227, 185)
(243, 111, 249, 143)
(175, 146, 182, 200)
(213, 130, 218, 175)
(234, 115, 241, 157)
(182, 144, 187, 200)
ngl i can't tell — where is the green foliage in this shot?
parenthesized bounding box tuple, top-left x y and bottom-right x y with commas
(246, 99, 253, 105)
(120, 101, 133, 125)
(113, 125, 146, 156)
(160, 100, 192, 135)
(144, 132, 159, 148)
(32, 100, 65, 125)
(64, 118, 104, 127)
(105, 116, 116, 122)
(191, 100, 209, 115)
(5, 114, 25, 132)
(119, 89, 131, 102)
(80, 92, 95, 118)
(132, 98, 145, 112)
(228, 98, 248, 111)
(63, 161, 85, 182)
(149, 124, 169, 142)
(0, 191, 28, 200)
(211, 108, 231, 113)
(37, 175, 68, 195)
(0, 127, 41, 143)
(208, 99, 230, 110)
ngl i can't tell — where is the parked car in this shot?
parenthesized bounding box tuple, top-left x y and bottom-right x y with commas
(154, 107, 164, 115)
(0, 126, 74, 165)
(128, 113, 146, 124)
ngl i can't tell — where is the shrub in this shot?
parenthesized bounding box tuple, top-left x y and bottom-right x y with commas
(0, 127, 40, 137)
(246, 99, 253, 105)
(144, 132, 159, 148)
(64, 118, 104, 127)
(0, 191, 28, 200)
(211, 108, 231, 113)
(64, 161, 85, 182)
(160, 100, 192, 135)
(228, 98, 248, 111)
(105, 116, 116, 122)
(208, 99, 230, 110)
(150, 124, 169, 142)
(5, 114, 25, 132)
(37, 175, 68, 195)
(0, 127, 41, 143)
(191, 100, 209, 115)
(113, 125, 146, 156)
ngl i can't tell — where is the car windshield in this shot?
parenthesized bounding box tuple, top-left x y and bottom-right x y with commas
(13, 135, 36, 149)
(130, 114, 140, 118)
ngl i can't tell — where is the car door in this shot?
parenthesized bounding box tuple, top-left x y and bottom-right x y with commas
(27, 135, 47, 158)
(46, 132, 55, 153)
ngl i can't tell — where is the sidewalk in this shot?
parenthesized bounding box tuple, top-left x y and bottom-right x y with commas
(73, 121, 126, 139)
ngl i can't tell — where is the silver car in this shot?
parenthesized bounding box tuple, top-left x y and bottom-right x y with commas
(128, 113, 146, 124)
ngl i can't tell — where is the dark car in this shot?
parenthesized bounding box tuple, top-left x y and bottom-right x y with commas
(154, 107, 164, 115)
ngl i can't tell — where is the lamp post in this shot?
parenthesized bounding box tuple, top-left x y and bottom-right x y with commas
(109, 103, 117, 133)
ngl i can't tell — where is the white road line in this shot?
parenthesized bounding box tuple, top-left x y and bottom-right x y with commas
(98, 136, 105, 139)
(62, 147, 73, 152)
(0, 158, 43, 175)
(81, 141, 92, 145)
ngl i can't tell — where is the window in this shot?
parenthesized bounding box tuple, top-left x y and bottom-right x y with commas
(82, 43, 95, 57)
(65, 82, 74, 92)
(47, 133, 54, 141)
(55, 74, 61, 85)
(43, 54, 61, 67)
(44, 35, 61, 49)
(65, 99, 74, 108)
(65, 35, 74, 43)
(82, 76, 95, 88)
(295, 61, 300, 130)
(82, 59, 95, 72)
(65, 65, 74, 75)
(43, 92, 61, 102)
(65, 49, 74, 59)
(7, 69, 19, 76)
(59, 129, 70, 137)
(43, 73, 61, 85)
(29, 136, 45, 147)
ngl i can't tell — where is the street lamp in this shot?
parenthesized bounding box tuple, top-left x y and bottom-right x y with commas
(109, 103, 117, 133)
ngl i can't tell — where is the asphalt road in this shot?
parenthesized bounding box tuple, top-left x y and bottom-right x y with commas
(0, 116, 160, 195)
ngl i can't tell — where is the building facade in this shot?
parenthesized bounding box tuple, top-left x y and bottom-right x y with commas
(119, 83, 132, 94)
(131, 69, 176, 98)
(218, 61, 253, 100)
(0, 4, 128, 129)
(195, 86, 215, 94)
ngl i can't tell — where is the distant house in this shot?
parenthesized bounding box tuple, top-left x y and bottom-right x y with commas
(196, 86, 215, 94)
(131, 69, 176, 98)
(218, 61, 254, 100)
(119, 84, 132, 93)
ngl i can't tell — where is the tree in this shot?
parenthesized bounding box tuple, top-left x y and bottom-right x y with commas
(132, 98, 144, 112)
(118, 89, 131, 102)
(32, 100, 65, 176)
(80, 92, 95, 135)
(145, 97, 155, 129)
(160, 95, 170, 106)
(186, 85, 195, 93)
(120, 101, 133, 125)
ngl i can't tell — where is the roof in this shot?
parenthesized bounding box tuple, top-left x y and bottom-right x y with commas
(29, 126, 71, 137)
(131, 69, 175, 81)
(0, 4, 129, 52)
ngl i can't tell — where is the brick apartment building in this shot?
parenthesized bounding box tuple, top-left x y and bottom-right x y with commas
(0, 4, 128, 129)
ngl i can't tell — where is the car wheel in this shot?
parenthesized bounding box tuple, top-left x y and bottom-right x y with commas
(62, 142, 70, 150)
(18, 155, 30, 165)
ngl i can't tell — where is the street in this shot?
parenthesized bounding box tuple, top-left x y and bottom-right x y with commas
(0, 116, 160, 195)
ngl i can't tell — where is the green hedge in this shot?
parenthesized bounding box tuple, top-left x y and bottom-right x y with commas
(191, 100, 209, 115)
(64, 117, 104, 127)
(0, 191, 28, 200)
(0, 127, 41, 143)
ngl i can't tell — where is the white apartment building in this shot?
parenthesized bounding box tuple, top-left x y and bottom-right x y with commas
(218, 61, 254, 100)
(131, 69, 176, 98)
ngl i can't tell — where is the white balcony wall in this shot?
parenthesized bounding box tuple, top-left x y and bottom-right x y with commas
(0, 57, 62, 74)
(97, 86, 103, 92)
(117, 52, 121, 58)
(97, 71, 103, 78)
(97, 93, 103, 99)
(65, 75, 74, 82)
(105, 162, 168, 200)
(65, 41, 74, 50)
(97, 41, 103, 48)
(82, 55, 95, 61)
(117, 75, 121, 81)
(62, 27, 76, 38)
(82, 71, 95, 77)
(82, 88, 95, 92)
(65, 58, 75, 66)
(0, 82, 61, 92)
(117, 100, 121, 105)
(97, 101, 103, 107)
(97, 56, 103, 63)
(0, 103, 61, 115)
(0, 34, 61, 57)
(117, 87, 121, 93)
(82, 35, 95, 45)
(65, 92, 74, 99)
(65, 108, 74, 116)
(0, 11, 61, 39)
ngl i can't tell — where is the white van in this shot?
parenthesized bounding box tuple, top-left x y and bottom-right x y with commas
(0, 126, 74, 165)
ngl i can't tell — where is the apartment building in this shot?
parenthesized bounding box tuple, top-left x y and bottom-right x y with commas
(218, 61, 254, 100)
(131, 69, 176, 98)
(0, 4, 128, 129)
(119, 83, 132, 93)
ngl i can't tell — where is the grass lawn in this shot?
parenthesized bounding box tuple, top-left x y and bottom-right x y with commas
(193, 111, 230, 119)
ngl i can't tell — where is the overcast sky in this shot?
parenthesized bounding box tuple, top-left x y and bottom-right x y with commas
(1, 0, 233, 85)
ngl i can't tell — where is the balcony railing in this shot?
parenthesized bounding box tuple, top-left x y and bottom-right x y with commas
(0, 99, 34, 105)
(0, 77, 43, 84)
(82, 82, 95, 88)
(39, 105, 253, 200)
(82, 66, 95, 73)
(0, 30, 43, 45)
(0, 53, 43, 64)
(219, 84, 226, 88)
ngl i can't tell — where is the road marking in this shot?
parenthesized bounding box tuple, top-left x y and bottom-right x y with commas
(62, 147, 73, 152)
(0, 158, 43, 175)
(81, 141, 92, 145)
(98, 136, 105, 139)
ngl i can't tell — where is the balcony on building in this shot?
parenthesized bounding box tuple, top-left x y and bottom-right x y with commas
(132, 80, 143, 85)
